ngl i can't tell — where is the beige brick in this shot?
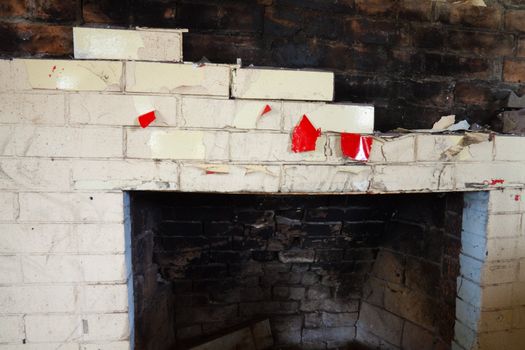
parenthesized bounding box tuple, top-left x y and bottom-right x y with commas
(0, 192, 17, 221)
(74, 27, 184, 62)
(486, 238, 518, 262)
(455, 163, 525, 188)
(180, 164, 280, 193)
(77, 224, 125, 254)
(487, 213, 522, 239)
(0, 125, 17, 155)
(0, 224, 76, 253)
(126, 128, 229, 160)
(282, 102, 374, 133)
(0, 60, 12, 92)
(125, 61, 230, 96)
(479, 309, 513, 332)
(370, 164, 454, 192)
(482, 260, 518, 285)
(18, 192, 123, 222)
(80, 342, 130, 350)
(79, 284, 128, 312)
(0, 345, 78, 350)
(72, 159, 178, 191)
(416, 134, 493, 162)
(512, 282, 525, 306)
(520, 258, 525, 281)
(82, 254, 126, 282)
(232, 68, 334, 101)
(512, 306, 525, 329)
(482, 283, 513, 310)
(488, 189, 524, 213)
(82, 313, 130, 341)
(70, 93, 177, 127)
(281, 165, 371, 193)
(495, 136, 525, 161)
(0, 316, 23, 343)
(230, 132, 326, 162)
(25, 315, 81, 342)
(0, 256, 22, 284)
(0, 158, 70, 191)
(0, 125, 122, 158)
(368, 135, 415, 163)
(181, 97, 282, 130)
(0, 93, 65, 124)
(22, 255, 83, 283)
(0, 285, 76, 313)
(13, 59, 123, 91)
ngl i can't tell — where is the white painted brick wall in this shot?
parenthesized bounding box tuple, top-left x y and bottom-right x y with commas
(79, 284, 128, 312)
(0, 192, 17, 221)
(0, 93, 65, 125)
(0, 255, 22, 284)
(0, 285, 76, 313)
(0, 316, 23, 343)
(0, 158, 71, 191)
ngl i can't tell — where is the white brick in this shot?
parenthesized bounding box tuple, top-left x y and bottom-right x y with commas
(489, 189, 524, 213)
(0, 192, 17, 221)
(18, 192, 123, 222)
(22, 255, 82, 282)
(74, 27, 184, 62)
(0, 93, 65, 124)
(80, 342, 130, 350)
(0, 255, 22, 284)
(181, 97, 282, 130)
(455, 163, 525, 188)
(72, 159, 178, 191)
(80, 284, 128, 312)
(368, 135, 415, 163)
(416, 134, 493, 162)
(82, 255, 126, 282)
(486, 238, 518, 262)
(282, 102, 373, 133)
(0, 344, 78, 350)
(0, 126, 122, 158)
(82, 313, 129, 341)
(77, 224, 125, 254)
(0, 158, 70, 191)
(25, 315, 81, 342)
(495, 136, 525, 161)
(126, 128, 229, 160)
(125, 62, 230, 96)
(482, 260, 518, 285)
(0, 285, 76, 313)
(0, 224, 76, 253)
(13, 59, 123, 91)
(0, 60, 12, 91)
(232, 68, 334, 101)
(0, 125, 17, 155)
(0, 316, 23, 343)
(482, 283, 513, 309)
(180, 164, 280, 193)
(370, 164, 454, 192)
(487, 213, 522, 239)
(70, 93, 177, 126)
(281, 165, 372, 193)
(229, 132, 326, 162)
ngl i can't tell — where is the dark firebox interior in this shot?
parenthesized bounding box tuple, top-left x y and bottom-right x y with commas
(130, 192, 463, 350)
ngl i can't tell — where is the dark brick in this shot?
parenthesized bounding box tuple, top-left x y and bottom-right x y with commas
(0, 23, 72, 57)
(203, 222, 243, 236)
(355, 0, 397, 16)
(344, 18, 401, 46)
(504, 58, 525, 83)
(83, 0, 129, 25)
(398, 0, 433, 22)
(305, 208, 344, 222)
(314, 249, 344, 262)
(33, 0, 78, 22)
(302, 223, 342, 236)
(422, 53, 492, 79)
(505, 9, 525, 33)
(411, 26, 446, 49)
(159, 221, 202, 236)
(436, 2, 502, 29)
(252, 250, 278, 262)
(0, 0, 28, 17)
(447, 30, 515, 57)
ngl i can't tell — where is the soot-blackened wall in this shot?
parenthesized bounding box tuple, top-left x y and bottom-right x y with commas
(130, 192, 463, 350)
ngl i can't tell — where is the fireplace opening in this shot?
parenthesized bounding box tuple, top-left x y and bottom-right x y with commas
(129, 192, 463, 350)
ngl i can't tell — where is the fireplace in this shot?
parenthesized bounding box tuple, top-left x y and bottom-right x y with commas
(129, 192, 463, 349)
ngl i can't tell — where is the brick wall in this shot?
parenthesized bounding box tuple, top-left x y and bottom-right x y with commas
(1, 0, 525, 130)
(130, 192, 462, 349)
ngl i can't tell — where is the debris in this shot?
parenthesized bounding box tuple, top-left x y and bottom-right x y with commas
(506, 91, 525, 109)
(291, 115, 321, 153)
(486, 179, 504, 186)
(194, 56, 211, 68)
(432, 115, 456, 130)
(447, 120, 470, 131)
(341, 133, 373, 162)
(440, 132, 490, 160)
(498, 109, 525, 134)
(196, 164, 230, 174)
(138, 110, 156, 128)
(261, 104, 272, 116)
(236, 58, 242, 67)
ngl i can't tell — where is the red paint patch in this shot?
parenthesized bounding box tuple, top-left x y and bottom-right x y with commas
(52, 65, 57, 72)
(48, 74, 52, 77)
(138, 110, 156, 128)
(341, 133, 373, 162)
(291, 115, 321, 153)
(490, 179, 504, 185)
(261, 104, 272, 116)
(205, 170, 216, 175)
(515, 195, 521, 201)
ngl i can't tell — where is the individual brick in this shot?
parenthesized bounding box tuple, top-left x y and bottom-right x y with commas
(0, 0, 28, 17)
(0, 158, 70, 191)
(0, 92, 65, 124)
(0, 192, 17, 221)
(519, 38, 525, 58)
(82, 255, 126, 282)
(0, 126, 122, 158)
(447, 30, 514, 57)
(503, 59, 525, 83)
(488, 188, 524, 213)
(370, 164, 454, 192)
(12, 59, 123, 91)
(25, 315, 80, 342)
(436, 3, 502, 29)
(0, 285, 76, 313)
(77, 224, 125, 254)
(69, 93, 177, 126)
(0, 256, 22, 284)
(0, 316, 23, 343)
(0, 23, 72, 57)
(282, 101, 374, 133)
(79, 284, 128, 313)
(455, 163, 525, 188)
(495, 136, 525, 161)
(33, 0, 77, 22)
(355, 0, 397, 16)
(281, 165, 372, 192)
(74, 27, 185, 62)
(357, 302, 403, 346)
(486, 213, 522, 239)
(125, 61, 230, 97)
(179, 164, 280, 193)
(181, 97, 282, 130)
(416, 134, 493, 162)
(368, 135, 415, 163)
(18, 192, 123, 222)
(232, 68, 334, 101)
(22, 255, 83, 282)
(0, 223, 76, 253)
(505, 10, 525, 33)
(126, 128, 229, 160)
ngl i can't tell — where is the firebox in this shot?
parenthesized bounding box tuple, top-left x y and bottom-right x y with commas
(129, 192, 463, 350)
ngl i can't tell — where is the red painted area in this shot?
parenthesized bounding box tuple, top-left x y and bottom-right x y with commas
(489, 179, 504, 185)
(515, 195, 521, 201)
(261, 104, 272, 116)
(205, 170, 217, 175)
(52, 65, 57, 72)
(291, 115, 321, 153)
(138, 111, 156, 128)
(341, 133, 373, 162)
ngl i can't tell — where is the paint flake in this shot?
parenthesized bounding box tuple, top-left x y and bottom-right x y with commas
(291, 115, 321, 153)
(261, 104, 272, 116)
(138, 110, 156, 128)
(341, 133, 373, 162)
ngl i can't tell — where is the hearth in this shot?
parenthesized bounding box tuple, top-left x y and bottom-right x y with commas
(129, 192, 463, 350)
